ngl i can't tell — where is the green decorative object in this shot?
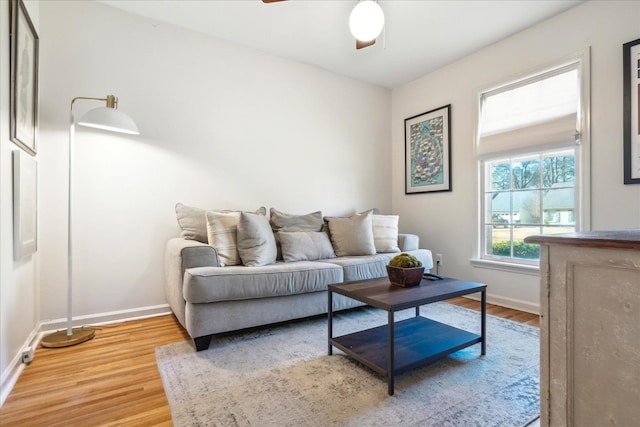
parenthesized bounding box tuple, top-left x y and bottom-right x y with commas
(388, 253, 423, 268)
(387, 253, 424, 287)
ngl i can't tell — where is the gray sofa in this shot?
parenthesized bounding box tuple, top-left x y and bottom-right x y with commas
(165, 204, 433, 351)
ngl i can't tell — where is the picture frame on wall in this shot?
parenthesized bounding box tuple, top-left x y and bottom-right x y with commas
(623, 38, 640, 184)
(10, 0, 39, 156)
(404, 104, 452, 194)
(13, 150, 38, 260)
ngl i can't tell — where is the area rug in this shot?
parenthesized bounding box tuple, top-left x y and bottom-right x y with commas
(156, 303, 539, 427)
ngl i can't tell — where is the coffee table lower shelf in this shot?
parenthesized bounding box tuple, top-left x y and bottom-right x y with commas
(330, 316, 482, 380)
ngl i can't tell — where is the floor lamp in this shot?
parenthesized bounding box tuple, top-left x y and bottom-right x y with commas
(41, 95, 139, 348)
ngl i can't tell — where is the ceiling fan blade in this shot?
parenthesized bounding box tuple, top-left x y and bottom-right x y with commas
(356, 39, 376, 50)
(262, 0, 287, 3)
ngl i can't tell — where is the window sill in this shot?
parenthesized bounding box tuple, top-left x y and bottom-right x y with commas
(469, 258, 540, 276)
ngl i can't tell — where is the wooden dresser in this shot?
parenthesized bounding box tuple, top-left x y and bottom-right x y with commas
(525, 230, 640, 426)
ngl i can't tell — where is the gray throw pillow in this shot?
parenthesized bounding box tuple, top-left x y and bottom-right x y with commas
(175, 203, 209, 242)
(237, 212, 277, 267)
(269, 208, 323, 260)
(326, 212, 376, 257)
(269, 208, 323, 232)
(279, 231, 336, 262)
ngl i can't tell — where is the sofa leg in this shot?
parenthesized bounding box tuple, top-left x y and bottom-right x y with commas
(194, 335, 212, 351)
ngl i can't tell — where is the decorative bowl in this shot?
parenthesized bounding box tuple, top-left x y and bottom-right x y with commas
(386, 265, 425, 287)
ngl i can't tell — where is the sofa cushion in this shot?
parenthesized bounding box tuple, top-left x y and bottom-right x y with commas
(279, 231, 336, 262)
(322, 249, 432, 282)
(372, 214, 401, 253)
(237, 212, 277, 267)
(326, 212, 376, 257)
(321, 253, 394, 282)
(183, 261, 344, 303)
(176, 203, 266, 243)
(206, 211, 243, 266)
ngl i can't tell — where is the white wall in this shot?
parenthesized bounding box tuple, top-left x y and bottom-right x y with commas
(0, 0, 40, 402)
(35, 0, 391, 323)
(392, 0, 640, 312)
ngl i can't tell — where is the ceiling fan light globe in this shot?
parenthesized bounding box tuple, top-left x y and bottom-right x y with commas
(349, 0, 384, 43)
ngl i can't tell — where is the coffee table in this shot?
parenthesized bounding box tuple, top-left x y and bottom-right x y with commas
(328, 276, 486, 395)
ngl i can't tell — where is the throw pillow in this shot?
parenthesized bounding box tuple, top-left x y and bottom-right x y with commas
(326, 212, 376, 257)
(176, 203, 266, 243)
(269, 208, 323, 232)
(269, 208, 324, 260)
(205, 211, 242, 266)
(278, 231, 336, 262)
(175, 203, 209, 242)
(237, 212, 277, 267)
(372, 214, 401, 253)
(321, 209, 375, 233)
(360, 208, 380, 215)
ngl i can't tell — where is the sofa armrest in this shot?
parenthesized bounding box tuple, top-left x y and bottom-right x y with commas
(164, 238, 220, 327)
(398, 233, 419, 252)
(167, 237, 220, 269)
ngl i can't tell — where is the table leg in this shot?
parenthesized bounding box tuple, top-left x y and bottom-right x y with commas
(415, 305, 420, 317)
(387, 309, 395, 396)
(328, 290, 333, 356)
(481, 288, 486, 355)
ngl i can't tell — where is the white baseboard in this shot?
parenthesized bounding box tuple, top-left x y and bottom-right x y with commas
(0, 358, 25, 409)
(0, 328, 38, 408)
(461, 293, 540, 315)
(1, 304, 172, 408)
(38, 304, 172, 334)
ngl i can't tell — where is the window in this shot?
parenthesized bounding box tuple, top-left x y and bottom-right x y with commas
(484, 150, 575, 262)
(476, 55, 589, 269)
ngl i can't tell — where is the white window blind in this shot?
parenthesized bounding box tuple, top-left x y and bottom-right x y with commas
(477, 66, 579, 158)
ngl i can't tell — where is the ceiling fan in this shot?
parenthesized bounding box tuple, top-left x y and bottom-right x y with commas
(262, 0, 385, 50)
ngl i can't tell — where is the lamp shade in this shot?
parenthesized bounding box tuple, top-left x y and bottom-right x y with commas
(78, 107, 139, 135)
(349, 0, 384, 42)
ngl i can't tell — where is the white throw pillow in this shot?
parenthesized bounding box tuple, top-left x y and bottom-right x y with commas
(372, 214, 401, 253)
(279, 231, 336, 262)
(237, 212, 277, 267)
(326, 212, 376, 257)
(205, 211, 242, 266)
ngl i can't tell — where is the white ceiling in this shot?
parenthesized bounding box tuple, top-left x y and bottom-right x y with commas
(98, 0, 584, 89)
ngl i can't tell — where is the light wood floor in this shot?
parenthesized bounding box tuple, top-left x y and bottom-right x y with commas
(0, 299, 539, 426)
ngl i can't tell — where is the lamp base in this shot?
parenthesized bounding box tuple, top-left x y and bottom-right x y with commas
(41, 327, 95, 348)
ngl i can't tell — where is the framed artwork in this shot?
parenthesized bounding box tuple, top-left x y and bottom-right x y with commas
(404, 104, 452, 194)
(10, 0, 39, 156)
(13, 150, 38, 260)
(624, 38, 640, 184)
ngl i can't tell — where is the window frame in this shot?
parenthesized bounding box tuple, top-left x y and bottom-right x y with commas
(473, 51, 591, 272)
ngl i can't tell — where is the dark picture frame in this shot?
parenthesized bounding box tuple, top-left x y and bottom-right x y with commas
(404, 104, 452, 194)
(10, 0, 39, 156)
(623, 38, 640, 184)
